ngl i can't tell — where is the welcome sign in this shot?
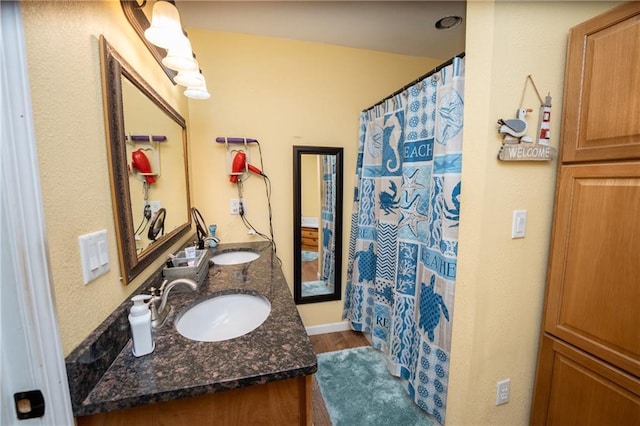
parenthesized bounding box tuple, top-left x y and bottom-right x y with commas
(498, 142, 556, 161)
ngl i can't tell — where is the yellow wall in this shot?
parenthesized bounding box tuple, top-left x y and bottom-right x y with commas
(21, 0, 192, 355)
(185, 29, 442, 326)
(448, 1, 620, 424)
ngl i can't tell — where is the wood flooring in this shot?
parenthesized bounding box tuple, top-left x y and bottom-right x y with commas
(309, 331, 370, 426)
(302, 258, 319, 282)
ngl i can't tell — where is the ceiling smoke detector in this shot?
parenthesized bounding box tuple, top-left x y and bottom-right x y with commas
(435, 15, 463, 30)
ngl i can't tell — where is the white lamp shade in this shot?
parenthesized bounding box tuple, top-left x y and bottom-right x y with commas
(184, 84, 211, 100)
(162, 40, 198, 72)
(144, 1, 187, 49)
(174, 70, 205, 87)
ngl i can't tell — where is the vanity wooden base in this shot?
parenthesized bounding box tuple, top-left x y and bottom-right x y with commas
(76, 375, 313, 426)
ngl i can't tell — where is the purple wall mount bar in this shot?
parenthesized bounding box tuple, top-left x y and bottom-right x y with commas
(215, 137, 259, 144)
(126, 135, 167, 142)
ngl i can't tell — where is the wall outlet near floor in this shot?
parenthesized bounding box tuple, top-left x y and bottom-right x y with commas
(229, 198, 246, 215)
(496, 378, 510, 405)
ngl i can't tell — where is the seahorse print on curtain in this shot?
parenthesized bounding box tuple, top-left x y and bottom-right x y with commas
(343, 57, 464, 424)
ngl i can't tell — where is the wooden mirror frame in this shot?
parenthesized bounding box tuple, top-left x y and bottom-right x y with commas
(120, 0, 177, 83)
(293, 146, 343, 304)
(100, 36, 191, 285)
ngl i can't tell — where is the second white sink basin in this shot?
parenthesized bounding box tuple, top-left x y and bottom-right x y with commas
(176, 293, 271, 342)
(210, 250, 260, 265)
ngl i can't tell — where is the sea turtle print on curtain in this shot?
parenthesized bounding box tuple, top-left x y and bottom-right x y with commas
(343, 57, 464, 424)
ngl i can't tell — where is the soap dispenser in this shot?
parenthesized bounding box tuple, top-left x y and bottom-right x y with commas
(129, 295, 154, 357)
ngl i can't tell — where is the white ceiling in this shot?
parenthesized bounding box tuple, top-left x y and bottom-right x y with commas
(177, 1, 466, 59)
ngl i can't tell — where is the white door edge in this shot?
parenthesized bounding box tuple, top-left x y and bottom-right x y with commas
(1, 2, 74, 424)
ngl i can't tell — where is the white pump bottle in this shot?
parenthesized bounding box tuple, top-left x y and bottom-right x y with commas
(129, 295, 154, 357)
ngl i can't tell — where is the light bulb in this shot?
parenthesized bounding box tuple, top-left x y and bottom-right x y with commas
(144, 1, 188, 49)
(184, 75, 211, 100)
(163, 39, 198, 72)
(174, 69, 205, 87)
(184, 85, 211, 100)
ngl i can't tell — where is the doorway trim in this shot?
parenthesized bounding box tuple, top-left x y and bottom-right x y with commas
(1, 2, 74, 424)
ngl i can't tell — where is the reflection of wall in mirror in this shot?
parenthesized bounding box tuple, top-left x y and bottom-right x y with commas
(300, 154, 321, 255)
(122, 77, 188, 253)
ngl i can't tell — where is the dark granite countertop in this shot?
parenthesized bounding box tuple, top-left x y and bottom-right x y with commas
(67, 241, 317, 417)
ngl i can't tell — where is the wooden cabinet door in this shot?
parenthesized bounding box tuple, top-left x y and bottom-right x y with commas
(531, 335, 640, 425)
(544, 162, 640, 377)
(561, 2, 640, 163)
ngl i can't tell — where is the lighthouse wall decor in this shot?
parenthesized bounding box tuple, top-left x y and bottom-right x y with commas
(497, 75, 557, 162)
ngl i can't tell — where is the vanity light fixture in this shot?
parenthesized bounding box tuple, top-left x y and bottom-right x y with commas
(142, 0, 210, 100)
(435, 15, 463, 30)
(144, 0, 187, 49)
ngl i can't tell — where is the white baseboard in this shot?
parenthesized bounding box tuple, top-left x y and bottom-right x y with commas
(305, 321, 351, 336)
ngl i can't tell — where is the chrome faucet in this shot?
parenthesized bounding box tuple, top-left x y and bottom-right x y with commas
(149, 278, 198, 328)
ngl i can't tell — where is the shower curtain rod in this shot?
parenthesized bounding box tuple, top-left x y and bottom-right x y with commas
(363, 51, 465, 113)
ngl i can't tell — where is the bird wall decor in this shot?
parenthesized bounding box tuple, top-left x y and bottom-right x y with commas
(496, 77, 557, 162)
(496, 104, 557, 162)
(497, 108, 533, 143)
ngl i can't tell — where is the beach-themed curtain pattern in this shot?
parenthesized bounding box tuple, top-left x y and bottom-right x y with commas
(321, 155, 336, 287)
(343, 57, 464, 424)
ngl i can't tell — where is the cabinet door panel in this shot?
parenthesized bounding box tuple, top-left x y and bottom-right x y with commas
(562, 3, 640, 162)
(545, 162, 640, 377)
(532, 335, 640, 425)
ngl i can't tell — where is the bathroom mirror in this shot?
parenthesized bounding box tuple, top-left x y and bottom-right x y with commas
(293, 146, 343, 304)
(100, 36, 191, 285)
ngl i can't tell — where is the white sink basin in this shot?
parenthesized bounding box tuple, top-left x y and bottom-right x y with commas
(176, 293, 271, 342)
(210, 250, 259, 265)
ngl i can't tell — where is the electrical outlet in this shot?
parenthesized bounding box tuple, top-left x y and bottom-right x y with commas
(229, 198, 246, 215)
(147, 200, 162, 216)
(496, 379, 510, 405)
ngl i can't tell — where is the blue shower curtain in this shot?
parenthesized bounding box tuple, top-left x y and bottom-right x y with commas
(321, 155, 336, 287)
(343, 57, 464, 424)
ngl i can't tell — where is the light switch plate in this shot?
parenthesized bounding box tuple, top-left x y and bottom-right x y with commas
(79, 230, 110, 285)
(511, 210, 527, 239)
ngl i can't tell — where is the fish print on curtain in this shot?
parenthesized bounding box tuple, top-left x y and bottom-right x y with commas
(321, 154, 336, 288)
(343, 57, 464, 424)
